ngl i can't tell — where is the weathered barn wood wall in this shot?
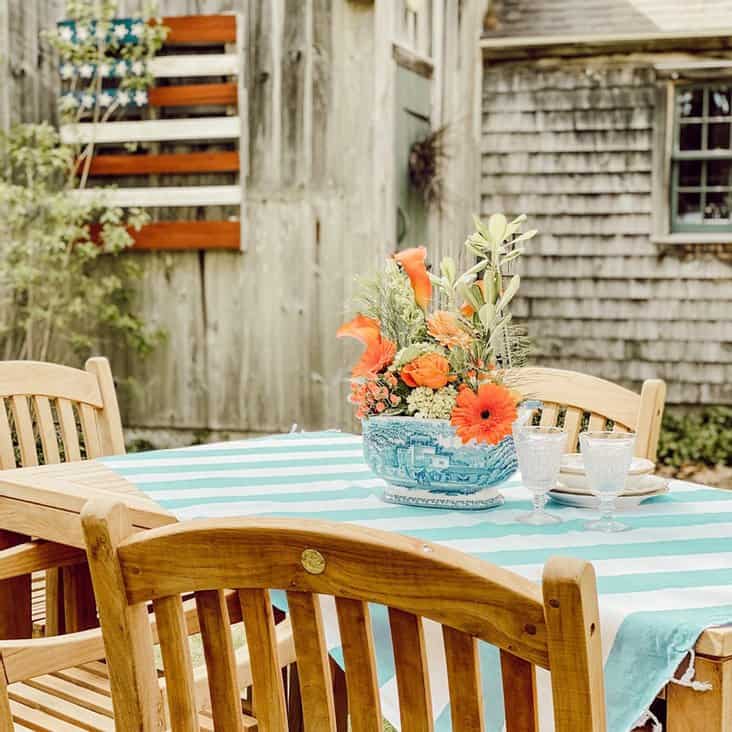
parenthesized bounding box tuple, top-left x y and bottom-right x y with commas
(4, 0, 487, 441)
(481, 57, 732, 405)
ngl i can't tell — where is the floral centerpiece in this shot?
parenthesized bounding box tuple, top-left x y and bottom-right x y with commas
(338, 213, 536, 509)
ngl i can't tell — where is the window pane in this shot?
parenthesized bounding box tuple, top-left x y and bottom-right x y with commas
(678, 87, 703, 117)
(677, 191, 702, 223)
(680, 123, 703, 150)
(710, 86, 732, 116)
(679, 160, 703, 186)
(704, 192, 731, 222)
(707, 160, 732, 187)
(708, 122, 731, 150)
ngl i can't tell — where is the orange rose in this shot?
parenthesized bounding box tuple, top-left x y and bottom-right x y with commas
(401, 353, 452, 389)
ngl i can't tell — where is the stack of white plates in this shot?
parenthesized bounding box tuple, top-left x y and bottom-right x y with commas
(548, 454, 669, 509)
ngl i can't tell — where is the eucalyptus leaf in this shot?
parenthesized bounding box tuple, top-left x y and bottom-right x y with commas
(478, 303, 495, 329)
(488, 213, 507, 244)
(440, 256, 456, 283)
(495, 274, 520, 313)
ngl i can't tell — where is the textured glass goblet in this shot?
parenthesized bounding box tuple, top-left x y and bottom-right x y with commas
(513, 425, 566, 525)
(580, 431, 636, 533)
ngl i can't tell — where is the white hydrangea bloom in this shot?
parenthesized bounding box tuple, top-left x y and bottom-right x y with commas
(81, 93, 95, 109)
(134, 90, 148, 107)
(117, 90, 130, 106)
(79, 63, 93, 79)
(60, 63, 74, 80)
(98, 91, 113, 107)
(113, 23, 128, 39)
(131, 60, 144, 75)
(115, 60, 128, 76)
(76, 25, 89, 41)
(59, 25, 74, 42)
(98, 62, 110, 77)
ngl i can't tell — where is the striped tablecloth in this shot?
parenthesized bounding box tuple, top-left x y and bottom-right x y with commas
(99, 431, 732, 731)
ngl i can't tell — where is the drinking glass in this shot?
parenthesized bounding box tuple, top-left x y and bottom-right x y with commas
(580, 431, 636, 533)
(513, 425, 566, 525)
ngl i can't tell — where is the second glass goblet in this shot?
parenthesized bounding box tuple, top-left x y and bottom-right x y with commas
(513, 425, 566, 525)
(580, 430, 636, 533)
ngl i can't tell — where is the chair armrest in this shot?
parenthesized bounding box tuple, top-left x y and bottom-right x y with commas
(0, 540, 85, 580)
(0, 627, 105, 683)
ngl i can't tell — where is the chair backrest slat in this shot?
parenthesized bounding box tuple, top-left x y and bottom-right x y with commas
(500, 650, 538, 732)
(286, 591, 336, 732)
(518, 368, 666, 460)
(587, 413, 607, 432)
(78, 403, 102, 459)
(562, 407, 583, 451)
(443, 626, 484, 731)
(239, 588, 287, 731)
(389, 607, 434, 732)
(195, 589, 243, 732)
(0, 400, 16, 469)
(33, 396, 61, 464)
(0, 358, 124, 468)
(335, 597, 382, 732)
(153, 595, 199, 732)
(83, 505, 607, 732)
(10, 396, 37, 467)
(56, 398, 82, 462)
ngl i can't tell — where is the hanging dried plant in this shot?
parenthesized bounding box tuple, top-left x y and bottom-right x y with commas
(408, 124, 450, 209)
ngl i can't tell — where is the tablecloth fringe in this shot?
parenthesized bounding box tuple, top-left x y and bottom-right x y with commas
(671, 649, 713, 692)
(632, 708, 662, 732)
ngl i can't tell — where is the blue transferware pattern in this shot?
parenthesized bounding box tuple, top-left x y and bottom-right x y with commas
(361, 416, 517, 509)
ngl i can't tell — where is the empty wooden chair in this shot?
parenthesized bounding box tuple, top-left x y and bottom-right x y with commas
(516, 367, 666, 461)
(82, 499, 607, 732)
(0, 357, 126, 636)
(0, 586, 295, 730)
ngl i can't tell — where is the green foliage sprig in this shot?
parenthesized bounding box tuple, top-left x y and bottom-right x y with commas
(0, 123, 161, 364)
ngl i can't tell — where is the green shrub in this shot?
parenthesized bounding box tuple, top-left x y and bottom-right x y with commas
(657, 406, 732, 468)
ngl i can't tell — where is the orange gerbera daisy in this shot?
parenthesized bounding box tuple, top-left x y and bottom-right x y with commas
(428, 310, 473, 349)
(394, 247, 431, 310)
(337, 315, 397, 377)
(450, 383, 518, 445)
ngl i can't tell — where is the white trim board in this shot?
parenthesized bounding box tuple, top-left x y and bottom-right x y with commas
(72, 185, 242, 207)
(149, 54, 240, 79)
(60, 116, 240, 144)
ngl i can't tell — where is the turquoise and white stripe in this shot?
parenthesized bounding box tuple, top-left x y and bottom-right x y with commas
(100, 431, 732, 731)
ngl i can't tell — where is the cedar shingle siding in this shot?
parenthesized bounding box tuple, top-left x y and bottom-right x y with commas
(481, 59, 732, 405)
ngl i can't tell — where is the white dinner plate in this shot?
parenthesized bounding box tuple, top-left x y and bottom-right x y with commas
(548, 482, 669, 510)
(560, 453, 655, 476)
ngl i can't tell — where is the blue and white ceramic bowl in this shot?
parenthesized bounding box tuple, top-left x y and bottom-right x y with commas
(361, 416, 518, 510)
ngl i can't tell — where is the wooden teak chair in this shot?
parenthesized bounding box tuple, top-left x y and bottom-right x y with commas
(0, 586, 295, 730)
(0, 357, 126, 636)
(82, 499, 607, 732)
(517, 367, 666, 461)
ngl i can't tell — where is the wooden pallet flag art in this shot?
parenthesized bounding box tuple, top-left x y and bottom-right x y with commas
(58, 14, 246, 251)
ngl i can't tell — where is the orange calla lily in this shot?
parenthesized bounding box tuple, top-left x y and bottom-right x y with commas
(394, 247, 431, 310)
(337, 315, 397, 377)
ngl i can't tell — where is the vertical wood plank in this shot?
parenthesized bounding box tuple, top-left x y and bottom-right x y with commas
(239, 588, 287, 730)
(542, 557, 606, 732)
(154, 595, 199, 732)
(57, 399, 82, 462)
(539, 403, 560, 428)
(79, 403, 103, 460)
(196, 589, 243, 732)
(10, 395, 38, 467)
(500, 650, 538, 732)
(286, 591, 336, 731)
(34, 396, 61, 464)
(44, 567, 65, 636)
(334, 598, 382, 732)
(388, 608, 434, 732)
(0, 399, 17, 469)
(562, 407, 583, 453)
(443, 626, 484, 732)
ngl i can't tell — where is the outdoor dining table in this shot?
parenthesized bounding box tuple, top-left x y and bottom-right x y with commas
(0, 430, 730, 731)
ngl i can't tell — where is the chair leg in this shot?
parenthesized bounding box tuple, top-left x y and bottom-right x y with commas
(330, 657, 348, 732)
